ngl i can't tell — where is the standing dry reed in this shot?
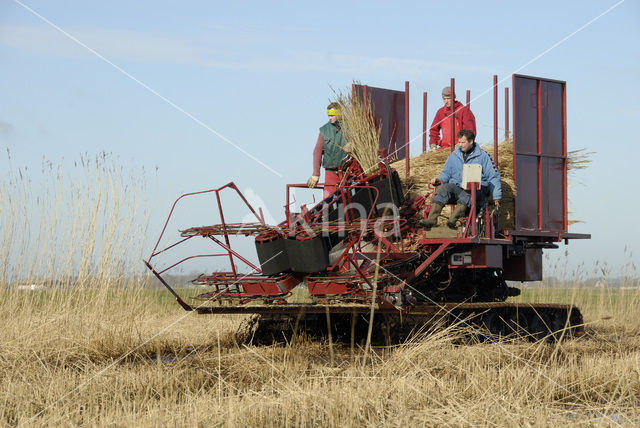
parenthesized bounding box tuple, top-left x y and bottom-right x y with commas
(0, 152, 150, 289)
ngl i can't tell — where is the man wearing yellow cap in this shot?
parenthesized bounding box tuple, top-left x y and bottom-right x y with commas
(307, 102, 350, 198)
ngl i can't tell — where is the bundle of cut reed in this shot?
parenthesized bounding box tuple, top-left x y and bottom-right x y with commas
(391, 140, 591, 231)
(335, 90, 381, 175)
(391, 141, 515, 229)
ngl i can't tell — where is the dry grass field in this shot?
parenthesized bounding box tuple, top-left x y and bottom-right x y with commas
(1, 155, 639, 426)
(1, 284, 639, 426)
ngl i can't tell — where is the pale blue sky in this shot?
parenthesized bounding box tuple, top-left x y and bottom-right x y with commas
(1, 0, 638, 276)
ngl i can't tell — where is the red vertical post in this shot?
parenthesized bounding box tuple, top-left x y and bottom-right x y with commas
(562, 83, 568, 231)
(450, 78, 455, 153)
(504, 87, 510, 141)
(285, 184, 291, 232)
(405, 81, 410, 178)
(422, 91, 427, 153)
(536, 80, 542, 230)
(493, 74, 498, 168)
(466, 89, 470, 107)
(470, 184, 477, 237)
(493, 75, 498, 167)
(511, 75, 517, 227)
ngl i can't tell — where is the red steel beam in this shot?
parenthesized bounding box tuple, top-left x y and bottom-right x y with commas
(412, 243, 450, 279)
(466, 89, 470, 107)
(511, 75, 517, 227)
(158, 254, 228, 276)
(150, 188, 217, 258)
(493, 75, 498, 167)
(504, 87, 510, 141)
(450, 78, 455, 153)
(405, 81, 410, 178)
(149, 183, 264, 261)
(562, 83, 568, 231)
(144, 260, 193, 311)
(215, 191, 237, 278)
(536, 79, 542, 230)
(422, 91, 427, 153)
(208, 235, 262, 273)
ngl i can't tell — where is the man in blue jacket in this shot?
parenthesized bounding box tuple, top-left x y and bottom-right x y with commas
(419, 129, 501, 229)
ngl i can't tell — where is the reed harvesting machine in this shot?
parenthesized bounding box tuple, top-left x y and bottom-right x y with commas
(145, 74, 590, 343)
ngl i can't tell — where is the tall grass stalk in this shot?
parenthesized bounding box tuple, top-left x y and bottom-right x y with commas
(0, 153, 150, 289)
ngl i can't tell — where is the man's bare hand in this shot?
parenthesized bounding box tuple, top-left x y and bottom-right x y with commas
(342, 142, 354, 154)
(430, 177, 441, 186)
(494, 199, 501, 208)
(307, 175, 319, 188)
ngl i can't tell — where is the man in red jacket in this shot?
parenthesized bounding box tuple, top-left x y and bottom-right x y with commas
(429, 86, 476, 150)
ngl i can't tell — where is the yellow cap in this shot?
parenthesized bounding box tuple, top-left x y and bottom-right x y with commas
(326, 108, 342, 116)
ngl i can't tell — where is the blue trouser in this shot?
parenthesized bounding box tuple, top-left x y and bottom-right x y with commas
(432, 183, 489, 207)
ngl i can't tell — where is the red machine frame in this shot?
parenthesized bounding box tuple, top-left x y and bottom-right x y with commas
(144, 74, 589, 317)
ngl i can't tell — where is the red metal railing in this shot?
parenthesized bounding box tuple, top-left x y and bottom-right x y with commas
(147, 183, 268, 278)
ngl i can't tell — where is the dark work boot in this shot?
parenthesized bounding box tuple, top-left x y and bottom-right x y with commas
(446, 203, 468, 229)
(418, 202, 444, 229)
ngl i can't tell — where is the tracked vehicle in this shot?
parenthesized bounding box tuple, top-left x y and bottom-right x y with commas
(145, 74, 589, 343)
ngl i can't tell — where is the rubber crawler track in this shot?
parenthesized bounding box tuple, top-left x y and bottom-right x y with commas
(206, 302, 584, 345)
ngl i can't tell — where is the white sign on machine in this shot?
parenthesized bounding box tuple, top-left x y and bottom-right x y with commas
(461, 164, 482, 190)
